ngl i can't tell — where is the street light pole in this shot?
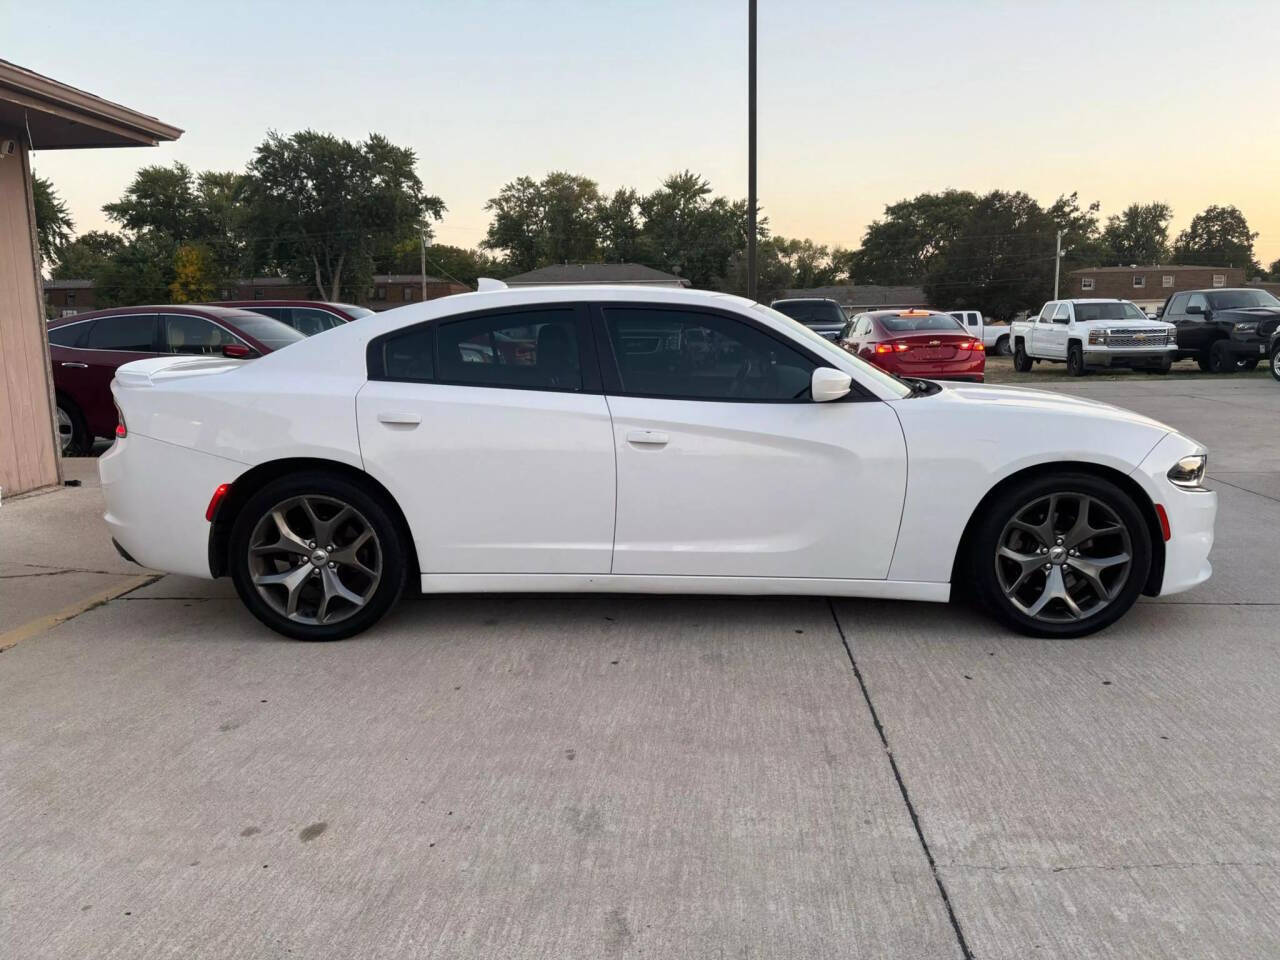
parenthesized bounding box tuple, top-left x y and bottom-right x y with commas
(747, 0, 757, 301)
(420, 229, 429, 302)
(1053, 229, 1065, 300)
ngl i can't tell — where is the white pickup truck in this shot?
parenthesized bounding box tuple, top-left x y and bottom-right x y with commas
(947, 309, 1012, 355)
(1010, 298, 1177, 376)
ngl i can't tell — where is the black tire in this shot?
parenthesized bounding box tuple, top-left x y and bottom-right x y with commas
(228, 471, 409, 641)
(1066, 343, 1086, 377)
(1271, 343, 1280, 382)
(969, 472, 1152, 638)
(56, 396, 92, 456)
(995, 334, 1010, 356)
(1209, 339, 1243, 373)
(1013, 342, 1033, 372)
(1196, 347, 1213, 372)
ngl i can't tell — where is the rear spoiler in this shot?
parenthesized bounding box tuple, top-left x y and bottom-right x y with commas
(114, 355, 248, 388)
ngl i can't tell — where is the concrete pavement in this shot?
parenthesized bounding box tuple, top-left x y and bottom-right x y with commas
(1, 375, 1277, 958)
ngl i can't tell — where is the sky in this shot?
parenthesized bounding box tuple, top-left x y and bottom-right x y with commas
(7, 0, 1280, 267)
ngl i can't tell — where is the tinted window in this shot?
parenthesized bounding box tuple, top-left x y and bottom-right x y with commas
(1206, 289, 1280, 310)
(437, 309, 581, 391)
(224, 313, 306, 350)
(604, 307, 815, 401)
(1165, 293, 1189, 316)
(771, 300, 845, 326)
(380, 327, 434, 382)
(163, 314, 239, 355)
(48, 322, 89, 347)
(85, 314, 156, 351)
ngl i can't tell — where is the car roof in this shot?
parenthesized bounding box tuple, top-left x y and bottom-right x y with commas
(46, 304, 272, 327)
(1062, 298, 1132, 304)
(214, 300, 364, 310)
(771, 297, 840, 305)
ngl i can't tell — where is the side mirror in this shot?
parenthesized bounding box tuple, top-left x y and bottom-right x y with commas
(1053, 315, 1070, 325)
(811, 366, 852, 403)
(1186, 304, 1204, 316)
(221, 343, 256, 358)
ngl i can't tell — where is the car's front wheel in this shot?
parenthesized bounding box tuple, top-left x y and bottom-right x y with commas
(1272, 342, 1280, 382)
(229, 472, 408, 641)
(1208, 339, 1251, 373)
(1013, 342, 1032, 372)
(969, 473, 1152, 638)
(1066, 343, 1086, 377)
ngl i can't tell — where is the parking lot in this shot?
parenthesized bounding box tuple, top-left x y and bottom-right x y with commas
(2, 375, 1278, 959)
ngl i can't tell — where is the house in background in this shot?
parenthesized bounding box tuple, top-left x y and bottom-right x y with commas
(503, 263, 690, 287)
(1067, 265, 1248, 312)
(0, 59, 180, 497)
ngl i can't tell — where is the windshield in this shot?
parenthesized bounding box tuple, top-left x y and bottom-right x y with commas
(752, 304, 913, 399)
(1206, 289, 1280, 310)
(1073, 302, 1148, 322)
(879, 313, 966, 333)
(227, 313, 307, 350)
(771, 300, 846, 326)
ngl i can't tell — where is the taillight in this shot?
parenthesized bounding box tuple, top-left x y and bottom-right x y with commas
(895, 343, 909, 352)
(205, 483, 232, 522)
(114, 404, 127, 438)
(874, 343, 893, 354)
(973, 340, 985, 352)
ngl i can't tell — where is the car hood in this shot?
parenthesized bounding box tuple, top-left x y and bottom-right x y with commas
(927, 380, 1174, 432)
(1214, 306, 1280, 334)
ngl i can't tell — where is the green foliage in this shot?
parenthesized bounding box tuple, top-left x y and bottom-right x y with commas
(847, 190, 978, 285)
(1170, 205, 1259, 272)
(32, 175, 74, 266)
(52, 230, 124, 280)
(483, 172, 603, 271)
(1100, 202, 1172, 265)
(1267, 258, 1280, 281)
(246, 130, 444, 301)
(637, 171, 749, 289)
(94, 233, 176, 307)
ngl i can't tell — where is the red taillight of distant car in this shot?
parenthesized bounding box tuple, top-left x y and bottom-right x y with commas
(875, 343, 910, 354)
(954, 339, 985, 352)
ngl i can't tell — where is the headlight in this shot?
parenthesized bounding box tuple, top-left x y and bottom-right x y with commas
(1088, 329, 1107, 345)
(1233, 321, 1258, 333)
(1167, 454, 1207, 489)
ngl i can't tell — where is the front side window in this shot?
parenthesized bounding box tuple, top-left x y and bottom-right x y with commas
(85, 314, 157, 351)
(162, 314, 239, 355)
(604, 307, 815, 401)
(1165, 293, 1189, 317)
(1187, 293, 1208, 313)
(1038, 303, 1056, 322)
(1053, 303, 1071, 322)
(437, 309, 581, 391)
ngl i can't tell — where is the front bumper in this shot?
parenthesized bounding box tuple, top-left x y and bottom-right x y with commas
(1083, 345, 1176, 368)
(1131, 433, 1217, 596)
(1225, 334, 1270, 358)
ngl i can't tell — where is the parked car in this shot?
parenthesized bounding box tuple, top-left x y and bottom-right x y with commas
(100, 285, 1214, 642)
(1160, 288, 1280, 373)
(1271, 324, 1280, 382)
(1010, 299, 1176, 376)
(947, 309, 1012, 354)
(48, 306, 305, 454)
(213, 300, 374, 336)
(769, 298, 847, 340)
(839, 309, 985, 382)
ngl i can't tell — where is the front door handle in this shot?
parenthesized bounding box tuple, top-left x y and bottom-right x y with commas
(377, 412, 421, 426)
(627, 429, 669, 446)
(60, 362, 88, 369)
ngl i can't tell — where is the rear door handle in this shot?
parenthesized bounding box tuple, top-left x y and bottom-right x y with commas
(377, 412, 421, 426)
(60, 362, 88, 369)
(627, 429, 669, 446)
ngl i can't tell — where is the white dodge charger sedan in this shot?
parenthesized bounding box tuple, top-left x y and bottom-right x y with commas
(100, 284, 1216, 641)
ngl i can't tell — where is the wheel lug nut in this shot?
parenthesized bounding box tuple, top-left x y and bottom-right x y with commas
(1043, 563, 1052, 571)
(1055, 538, 1063, 545)
(308, 541, 316, 549)
(327, 562, 336, 569)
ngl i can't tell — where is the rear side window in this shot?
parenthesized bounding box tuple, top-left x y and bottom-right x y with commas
(379, 327, 435, 382)
(603, 307, 815, 402)
(48, 322, 89, 347)
(437, 309, 582, 391)
(85, 314, 157, 351)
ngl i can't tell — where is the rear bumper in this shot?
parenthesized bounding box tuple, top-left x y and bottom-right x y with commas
(99, 432, 243, 579)
(1131, 433, 1217, 596)
(875, 356, 986, 379)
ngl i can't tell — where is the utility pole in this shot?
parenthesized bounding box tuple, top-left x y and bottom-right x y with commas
(1053, 229, 1065, 300)
(420, 229, 429, 301)
(746, 0, 757, 301)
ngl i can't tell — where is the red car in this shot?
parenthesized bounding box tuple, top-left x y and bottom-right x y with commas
(47, 305, 305, 455)
(839, 309, 986, 382)
(213, 300, 373, 336)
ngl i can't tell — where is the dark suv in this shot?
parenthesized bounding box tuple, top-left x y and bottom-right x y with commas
(1162, 287, 1280, 372)
(769, 298, 847, 340)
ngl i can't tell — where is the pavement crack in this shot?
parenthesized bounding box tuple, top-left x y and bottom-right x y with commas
(949, 860, 1275, 874)
(1, 566, 131, 579)
(828, 599, 974, 960)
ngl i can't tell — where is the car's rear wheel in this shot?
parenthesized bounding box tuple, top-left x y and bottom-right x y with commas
(1013, 342, 1032, 372)
(969, 473, 1152, 638)
(229, 472, 408, 641)
(995, 334, 1010, 356)
(56, 396, 92, 456)
(1066, 343, 1086, 377)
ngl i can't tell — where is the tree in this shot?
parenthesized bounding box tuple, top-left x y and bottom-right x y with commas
(923, 191, 1057, 321)
(94, 233, 175, 307)
(1100, 202, 1172, 265)
(637, 171, 748, 289)
(32, 175, 74, 266)
(772, 237, 842, 290)
(1267, 258, 1280, 282)
(847, 190, 978, 285)
(482, 172, 602, 271)
(597, 187, 643, 262)
(246, 130, 444, 301)
(168, 243, 218, 302)
(52, 230, 125, 280)
(1171, 204, 1259, 272)
(103, 162, 203, 240)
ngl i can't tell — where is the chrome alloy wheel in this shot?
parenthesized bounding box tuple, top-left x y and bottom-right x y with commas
(56, 406, 74, 453)
(995, 492, 1133, 623)
(1272, 348, 1280, 379)
(247, 495, 382, 625)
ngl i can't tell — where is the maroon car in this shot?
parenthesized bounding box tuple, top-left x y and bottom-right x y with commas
(213, 300, 373, 336)
(47, 305, 304, 455)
